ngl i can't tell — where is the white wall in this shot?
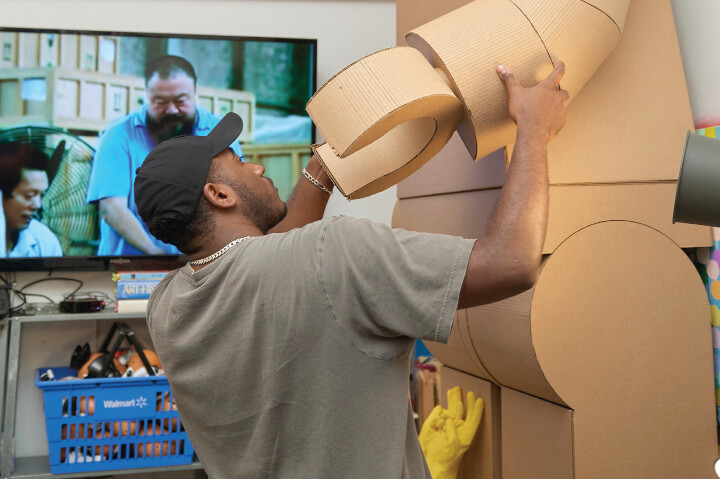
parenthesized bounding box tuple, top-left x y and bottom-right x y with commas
(2, 0, 397, 465)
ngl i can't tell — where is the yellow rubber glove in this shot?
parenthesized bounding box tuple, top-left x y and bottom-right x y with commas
(418, 386, 484, 479)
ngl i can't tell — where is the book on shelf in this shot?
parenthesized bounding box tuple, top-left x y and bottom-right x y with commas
(112, 270, 170, 282)
(116, 298, 149, 314)
(116, 279, 162, 300)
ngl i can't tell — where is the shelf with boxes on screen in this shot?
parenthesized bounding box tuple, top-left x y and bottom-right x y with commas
(0, 311, 205, 478)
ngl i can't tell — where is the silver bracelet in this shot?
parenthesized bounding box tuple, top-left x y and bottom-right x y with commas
(301, 168, 332, 196)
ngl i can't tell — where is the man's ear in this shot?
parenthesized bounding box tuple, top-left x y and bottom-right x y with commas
(203, 183, 236, 209)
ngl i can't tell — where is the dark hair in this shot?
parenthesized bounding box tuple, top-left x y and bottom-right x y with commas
(144, 55, 197, 87)
(0, 142, 49, 199)
(147, 163, 219, 254)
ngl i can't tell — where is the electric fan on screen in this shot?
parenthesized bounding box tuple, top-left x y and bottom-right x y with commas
(0, 126, 98, 256)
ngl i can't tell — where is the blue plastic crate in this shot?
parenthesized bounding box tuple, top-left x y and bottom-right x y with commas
(35, 367, 195, 474)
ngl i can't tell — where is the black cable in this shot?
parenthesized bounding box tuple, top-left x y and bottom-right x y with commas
(18, 277, 84, 301)
(10, 277, 85, 313)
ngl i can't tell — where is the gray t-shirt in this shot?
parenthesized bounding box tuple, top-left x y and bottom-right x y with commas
(146, 216, 474, 478)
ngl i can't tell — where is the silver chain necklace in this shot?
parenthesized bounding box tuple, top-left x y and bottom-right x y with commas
(189, 236, 254, 265)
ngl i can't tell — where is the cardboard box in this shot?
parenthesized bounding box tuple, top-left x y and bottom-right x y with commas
(501, 387, 573, 479)
(426, 221, 717, 478)
(439, 367, 498, 479)
(398, 0, 718, 477)
(393, 183, 712, 253)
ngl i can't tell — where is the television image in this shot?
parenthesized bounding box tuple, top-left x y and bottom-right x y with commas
(0, 28, 317, 270)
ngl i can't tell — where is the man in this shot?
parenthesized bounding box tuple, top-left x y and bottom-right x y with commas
(86, 54, 243, 256)
(0, 143, 63, 257)
(135, 63, 568, 478)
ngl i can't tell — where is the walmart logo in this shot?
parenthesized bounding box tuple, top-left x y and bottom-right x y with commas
(103, 395, 148, 409)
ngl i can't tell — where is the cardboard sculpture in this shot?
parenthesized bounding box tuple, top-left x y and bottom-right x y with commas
(394, 0, 718, 478)
(307, 0, 631, 198)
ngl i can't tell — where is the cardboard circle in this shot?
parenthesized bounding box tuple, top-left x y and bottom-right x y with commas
(673, 130, 720, 227)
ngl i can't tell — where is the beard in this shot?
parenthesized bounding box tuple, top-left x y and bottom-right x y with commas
(147, 111, 195, 143)
(228, 179, 287, 233)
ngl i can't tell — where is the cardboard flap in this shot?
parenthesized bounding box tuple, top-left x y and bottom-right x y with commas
(407, 0, 552, 161)
(307, 47, 463, 199)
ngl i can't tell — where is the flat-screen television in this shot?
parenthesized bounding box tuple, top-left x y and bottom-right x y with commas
(0, 28, 316, 271)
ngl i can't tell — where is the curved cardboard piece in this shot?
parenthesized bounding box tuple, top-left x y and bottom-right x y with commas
(407, 0, 627, 162)
(584, 0, 632, 32)
(530, 221, 715, 477)
(406, 0, 552, 161)
(426, 221, 716, 477)
(306, 47, 463, 199)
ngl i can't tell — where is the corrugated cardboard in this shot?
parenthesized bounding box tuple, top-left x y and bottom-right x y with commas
(433, 222, 717, 478)
(306, 47, 462, 199)
(425, 309, 496, 381)
(396, 0, 718, 477)
(545, 0, 695, 184)
(584, 0, 631, 32)
(501, 387, 573, 479)
(509, 0, 620, 98)
(439, 367, 498, 479)
(406, 0, 554, 162)
(397, 0, 695, 197)
(529, 221, 716, 478)
(392, 183, 712, 252)
(465, 285, 565, 406)
(308, 0, 630, 199)
(397, 134, 507, 200)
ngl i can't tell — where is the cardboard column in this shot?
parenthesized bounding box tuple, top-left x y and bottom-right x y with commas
(395, 0, 717, 476)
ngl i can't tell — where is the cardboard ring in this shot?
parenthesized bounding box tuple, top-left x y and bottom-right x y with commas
(307, 47, 463, 199)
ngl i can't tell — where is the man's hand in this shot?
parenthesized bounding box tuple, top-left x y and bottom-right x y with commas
(496, 62, 569, 143)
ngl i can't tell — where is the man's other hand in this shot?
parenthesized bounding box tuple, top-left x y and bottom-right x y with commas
(496, 62, 569, 143)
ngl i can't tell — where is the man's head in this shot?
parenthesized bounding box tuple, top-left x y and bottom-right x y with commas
(144, 55, 198, 142)
(0, 143, 50, 235)
(135, 113, 286, 254)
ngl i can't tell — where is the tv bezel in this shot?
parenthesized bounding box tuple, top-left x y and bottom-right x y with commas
(0, 26, 318, 272)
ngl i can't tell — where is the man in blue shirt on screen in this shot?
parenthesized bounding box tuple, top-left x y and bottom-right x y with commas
(86, 55, 243, 256)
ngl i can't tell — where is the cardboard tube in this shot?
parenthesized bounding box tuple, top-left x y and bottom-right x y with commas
(307, 47, 463, 199)
(407, 0, 628, 161)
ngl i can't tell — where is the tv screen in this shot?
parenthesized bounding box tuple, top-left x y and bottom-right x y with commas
(0, 28, 316, 271)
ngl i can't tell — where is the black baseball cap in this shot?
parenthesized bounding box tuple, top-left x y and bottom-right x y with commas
(134, 112, 243, 231)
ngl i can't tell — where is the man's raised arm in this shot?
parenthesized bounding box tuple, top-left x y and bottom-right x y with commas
(268, 155, 333, 234)
(458, 62, 569, 310)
